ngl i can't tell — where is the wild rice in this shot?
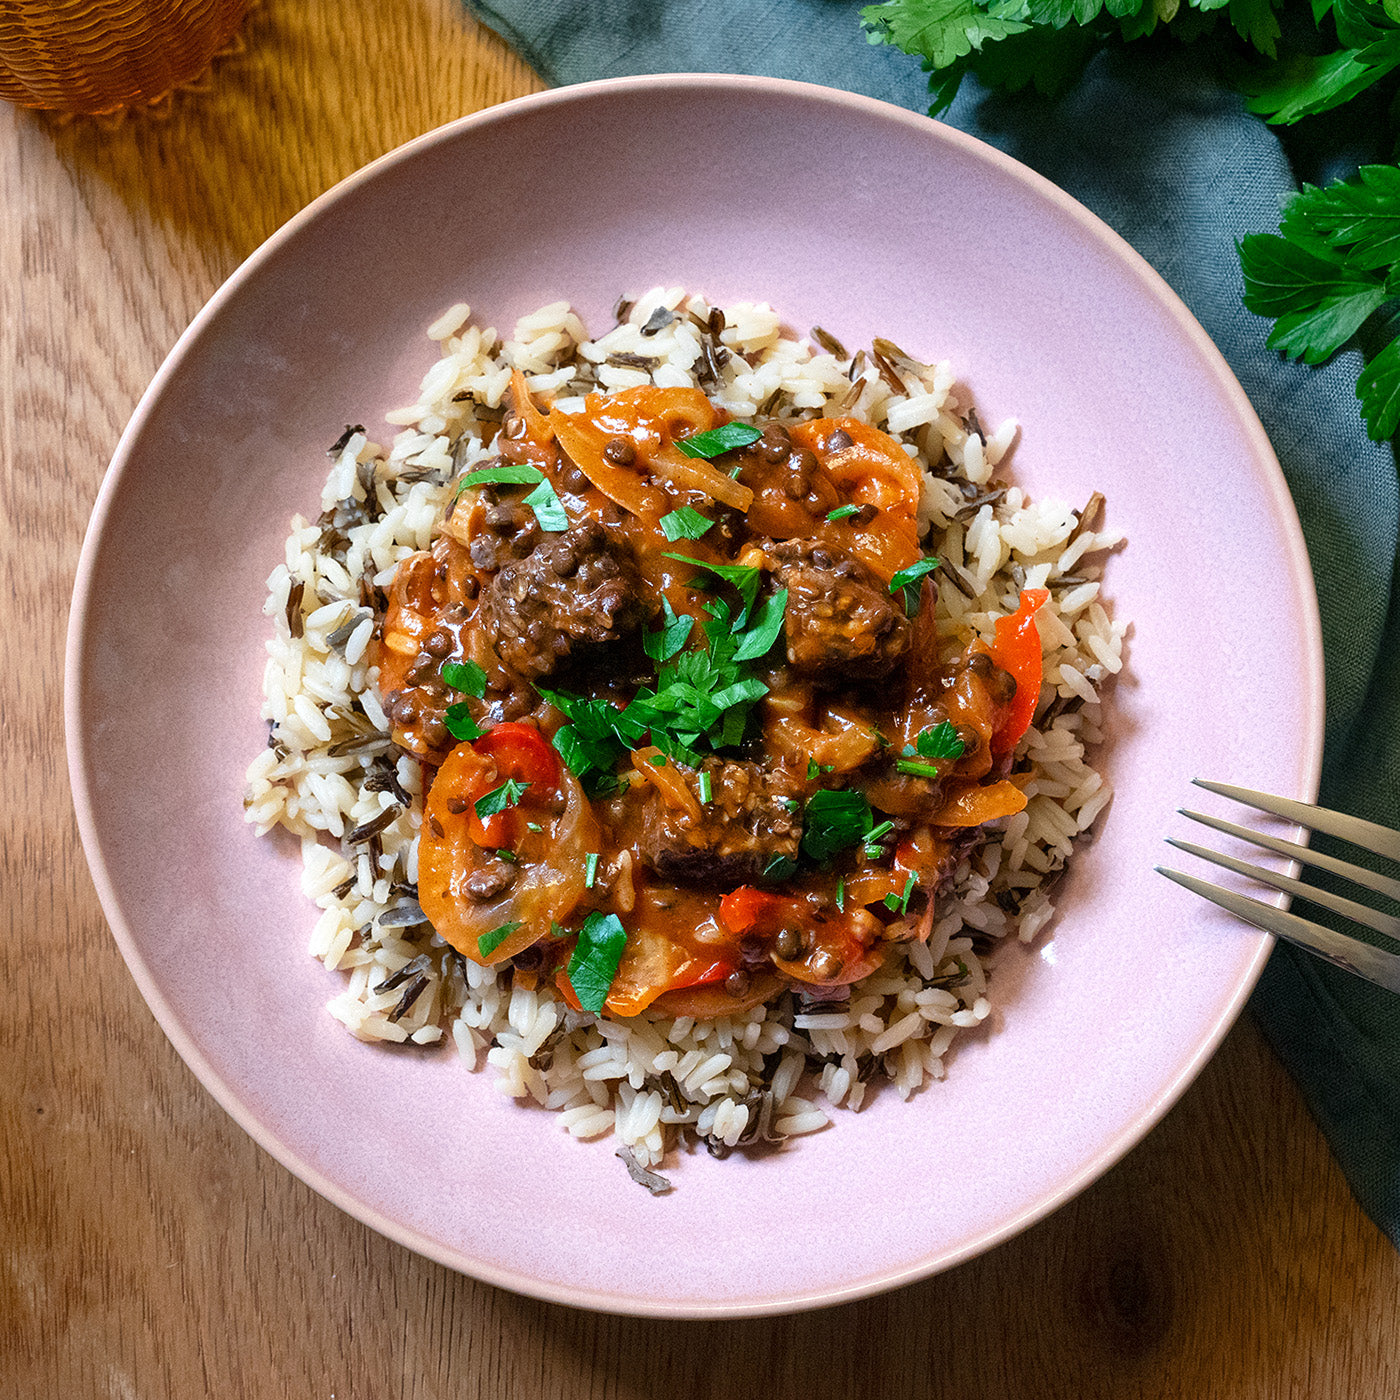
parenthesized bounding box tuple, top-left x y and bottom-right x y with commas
(244, 289, 1126, 1181)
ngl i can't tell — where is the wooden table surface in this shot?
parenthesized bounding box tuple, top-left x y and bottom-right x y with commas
(5, 2, 1398, 1395)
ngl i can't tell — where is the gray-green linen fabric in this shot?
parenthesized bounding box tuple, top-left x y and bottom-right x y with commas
(464, 0, 1400, 1242)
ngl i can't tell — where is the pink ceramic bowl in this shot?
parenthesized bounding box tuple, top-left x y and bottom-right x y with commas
(66, 75, 1323, 1317)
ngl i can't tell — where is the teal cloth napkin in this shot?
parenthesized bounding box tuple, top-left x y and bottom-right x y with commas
(466, 0, 1400, 1242)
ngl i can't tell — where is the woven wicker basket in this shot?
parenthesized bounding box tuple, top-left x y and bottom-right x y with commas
(0, 0, 250, 115)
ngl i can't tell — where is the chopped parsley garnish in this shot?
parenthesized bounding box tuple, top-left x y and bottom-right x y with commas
(897, 721, 966, 776)
(762, 854, 799, 881)
(649, 753, 668, 768)
(674, 422, 763, 459)
(915, 720, 966, 760)
(477, 921, 521, 957)
(884, 873, 918, 914)
(455, 462, 567, 532)
(526, 821, 542, 832)
(835, 877, 846, 911)
(650, 728, 706, 769)
(566, 911, 628, 1014)
(523, 475, 568, 531)
(456, 462, 546, 490)
(663, 552, 762, 623)
(474, 778, 530, 820)
(800, 788, 874, 863)
(540, 570, 780, 788)
(443, 702, 483, 743)
(731, 587, 787, 662)
(697, 769, 712, 804)
(827, 503, 861, 521)
(863, 820, 895, 860)
(643, 597, 694, 664)
(895, 758, 942, 779)
(441, 659, 487, 696)
(537, 687, 648, 790)
(584, 852, 599, 888)
(805, 758, 833, 780)
(888, 556, 941, 614)
(659, 505, 715, 541)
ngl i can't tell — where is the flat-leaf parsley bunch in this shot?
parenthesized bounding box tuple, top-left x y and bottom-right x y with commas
(861, 0, 1400, 443)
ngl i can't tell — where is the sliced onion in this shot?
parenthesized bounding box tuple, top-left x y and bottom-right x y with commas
(419, 749, 602, 964)
(650, 441, 754, 511)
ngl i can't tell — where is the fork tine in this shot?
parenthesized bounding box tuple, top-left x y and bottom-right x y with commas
(1164, 837, 1400, 942)
(1192, 779, 1400, 864)
(1156, 866, 1400, 995)
(1179, 808, 1400, 904)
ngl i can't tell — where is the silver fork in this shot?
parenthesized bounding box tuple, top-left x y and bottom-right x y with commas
(1156, 779, 1400, 994)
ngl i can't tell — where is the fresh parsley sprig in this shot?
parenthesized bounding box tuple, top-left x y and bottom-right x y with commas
(860, 0, 1400, 446)
(1242, 163, 1400, 440)
(860, 0, 1283, 118)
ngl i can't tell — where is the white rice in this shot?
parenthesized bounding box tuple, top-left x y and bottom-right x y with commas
(243, 289, 1127, 1183)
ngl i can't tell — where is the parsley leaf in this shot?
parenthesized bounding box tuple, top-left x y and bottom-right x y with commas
(1242, 0, 1400, 125)
(454, 459, 570, 532)
(861, 0, 1031, 82)
(643, 597, 694, 664)
(659, 506, 715, 540)
(827, 503, 861, 521)
(566, 912, 628, 1013)
(762, 854, 800, 881)
(441, 659, 487, 696)
(889, 556, 941, 613)
(584, 852, 599, 888)
(474, 778, 530, 820)
(477, 921, 522, 957)
(523, 476, 569, 531)
(1241, 164, 1400, 439)
(901, 722, 968, 767)
(884, 873, 919, 914)
(444, 702, 483, 743)
(457, 462, 545, 491)
(732, 587, 788, 663)
(674, 422, 763, 458)
(801, 788, 874, 863)
(538, 688, 640, 785)
(1239, 231, 1386, 362)
(664, 552, 762, 622)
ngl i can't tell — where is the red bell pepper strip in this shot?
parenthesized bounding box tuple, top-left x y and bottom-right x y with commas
(467, 721, 560, 846)
(986, 588, 1049, 756)
(718, 886, 788, 936)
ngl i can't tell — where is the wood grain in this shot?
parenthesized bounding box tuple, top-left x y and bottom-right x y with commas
(4, 2, 1397, 1395)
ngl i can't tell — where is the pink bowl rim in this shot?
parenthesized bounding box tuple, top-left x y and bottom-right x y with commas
(64, 72, 1324, 1318)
